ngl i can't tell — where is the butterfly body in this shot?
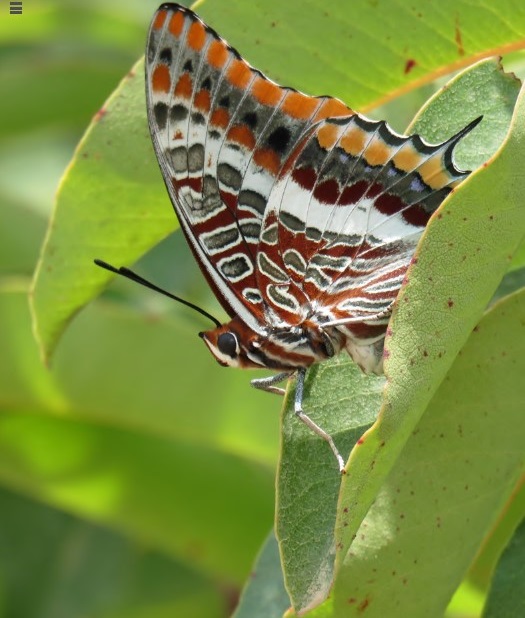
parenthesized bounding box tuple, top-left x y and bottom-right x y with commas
(143, 3, 480, 469)
(200, 315, 345, 370)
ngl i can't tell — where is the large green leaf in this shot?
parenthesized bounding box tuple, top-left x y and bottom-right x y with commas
(31, 0, 525, 361)
(0, 410, 272, 583)
(30, 58, 178, 361)
(333, 63, 524, 576)
(0, 487, 225, 618)
(276, 358, 383, 612)
(328, 289, 525, 617)
(483, 517, 525, 618)
(0, 286, 276, 583)
(290, 285, 524, 618)
(197, 0, 525, 111)
(275, 58, 522, 613)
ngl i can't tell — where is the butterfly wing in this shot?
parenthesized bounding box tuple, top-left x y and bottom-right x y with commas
(256, 112, 479, 338)
(146, 3, 352, 332)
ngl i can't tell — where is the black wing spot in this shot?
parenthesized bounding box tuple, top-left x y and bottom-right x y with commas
(219, 95, 230, 108)
(159, 48, 172, 65)
(153, 103, 168, 130)
(191, 112, 205, 125)
(170, 104, 188, 122)
(183, 59, 193, 73)
(242, 111, 258, 129)
(201, 76, 212, 90)
(267, 126, 291, 154)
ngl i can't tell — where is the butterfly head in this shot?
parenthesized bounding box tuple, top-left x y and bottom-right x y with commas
(199, 318, 265, 369)
(199, 316, 347, 371)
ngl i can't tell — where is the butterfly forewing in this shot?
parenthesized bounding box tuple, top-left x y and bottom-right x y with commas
(146, 4, 354, 330)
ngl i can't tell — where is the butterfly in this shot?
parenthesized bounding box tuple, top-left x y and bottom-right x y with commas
(97, 3, 480, 471)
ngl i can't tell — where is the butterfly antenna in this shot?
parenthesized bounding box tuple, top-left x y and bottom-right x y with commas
(94, 259, 222, 328)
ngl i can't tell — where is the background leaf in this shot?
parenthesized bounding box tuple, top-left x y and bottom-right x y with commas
(0, 487, 226, 618)
(232, 532, 291, 618)
(197, 0, 525, 111)
(483, 517, 525, 618)
(0, 286, 276, 583)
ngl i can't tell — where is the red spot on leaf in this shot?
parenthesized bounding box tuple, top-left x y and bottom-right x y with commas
(404, 58, 417, 74)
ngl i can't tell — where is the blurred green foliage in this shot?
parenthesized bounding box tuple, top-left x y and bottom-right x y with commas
(2, 1, 525, 617)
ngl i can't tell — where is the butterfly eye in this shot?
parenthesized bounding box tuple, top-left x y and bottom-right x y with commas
(217, 332, 239, 358)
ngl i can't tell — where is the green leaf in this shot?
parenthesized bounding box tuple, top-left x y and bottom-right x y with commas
(333, 58, 525, 586)
(467, 476, 525, 593)
(232, 531, 291, 618)
(0, 487, 225, 618)
(483, 517, 525, 618)
(329, 289, 525, 616)
(0, 411, 273, 584)
(198, 0, 525, 111)
(1, 286, 276, 583)
(408, 58, 521, 170)
(276, 359, 383, 612)
(31, 58, 178, 360)
(276, 58, 522, 613)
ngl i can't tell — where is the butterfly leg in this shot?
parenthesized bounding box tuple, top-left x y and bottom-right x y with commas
(251, 372, 292, 396)
(294, 368, 346, 473)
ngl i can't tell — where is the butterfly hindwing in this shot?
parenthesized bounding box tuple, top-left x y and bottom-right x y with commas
(255, 112, 475, 336)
